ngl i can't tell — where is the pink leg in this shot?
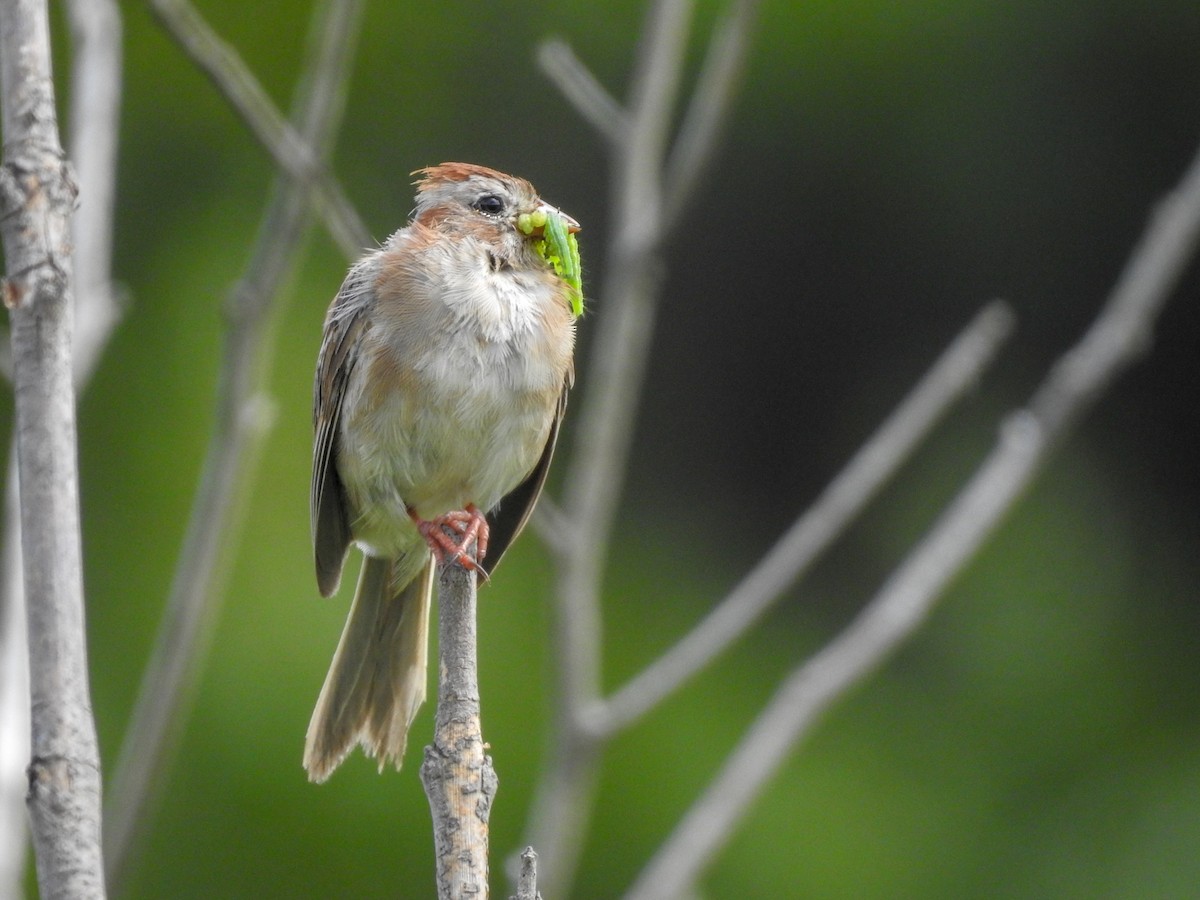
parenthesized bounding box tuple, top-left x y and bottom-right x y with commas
(409, 504, 490, 571)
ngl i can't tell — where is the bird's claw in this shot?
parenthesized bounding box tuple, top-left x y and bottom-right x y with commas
(412, 504, 490, 572)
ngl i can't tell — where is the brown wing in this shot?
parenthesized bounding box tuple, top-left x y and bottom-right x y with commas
(482, 382, 569, 576)
(311, 264, 374, 597)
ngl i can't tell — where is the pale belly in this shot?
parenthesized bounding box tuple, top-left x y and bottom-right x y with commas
(338, 346, 558, 559)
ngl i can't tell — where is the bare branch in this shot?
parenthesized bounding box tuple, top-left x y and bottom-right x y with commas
(552, 0, 696, 729)
(624, 139, 1200, 900)
(536, 40, 627, 143)
(662, 0, 761, 229)
(510, 847, 541, 900)
(0, 454, 30, 899)
(617, 0, 693, 240)
(102, 2, 365, 890)
(0, 0, 105, 895)
(420, 560, 498, 900)
(149, 0, 372, 259)
(587, 300, 1016, 738)
(525, 2, 757, 894)
(0, 4, 125, 893)
(66, 0, 124, 387)
(529, 494, 576, 558)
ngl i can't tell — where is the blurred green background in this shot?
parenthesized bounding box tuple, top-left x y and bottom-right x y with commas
(8, 0, 1200, 896)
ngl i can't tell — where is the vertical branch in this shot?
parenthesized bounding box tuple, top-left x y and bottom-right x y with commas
(102, 1, 365, 890)
(65, 0, 123, 386)
(525, 3, 695, 889)
(0, 452, 30, 897)
(0, 0, 105, 896)
(615, 0, 693, 237)
(420, 561, 498, 900)
(523, 3, 760, 894)
(511, 847, 541, 900)
(662, 0, 760, 229)
(0, 4, 124, 894)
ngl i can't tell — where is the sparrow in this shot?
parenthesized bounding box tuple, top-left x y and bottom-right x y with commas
(304, 163, 579, 782)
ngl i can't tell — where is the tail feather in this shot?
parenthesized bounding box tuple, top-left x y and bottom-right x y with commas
(304, 552, 434, 782)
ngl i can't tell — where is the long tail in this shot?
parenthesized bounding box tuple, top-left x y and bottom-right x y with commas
(303, 552, 434, 782)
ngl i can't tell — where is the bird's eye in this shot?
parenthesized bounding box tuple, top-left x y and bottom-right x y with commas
(473, 194, 505, 216)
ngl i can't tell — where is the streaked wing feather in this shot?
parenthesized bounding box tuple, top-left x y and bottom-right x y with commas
(312, 267, 374, 596)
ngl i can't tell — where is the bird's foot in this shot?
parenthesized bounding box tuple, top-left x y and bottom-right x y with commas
(411, 504, 490, 571)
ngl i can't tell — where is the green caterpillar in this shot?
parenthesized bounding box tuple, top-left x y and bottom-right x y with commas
(519, 209, 583, 317)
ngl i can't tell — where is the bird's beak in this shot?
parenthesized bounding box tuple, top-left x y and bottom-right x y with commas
(537, 202, 581, 234)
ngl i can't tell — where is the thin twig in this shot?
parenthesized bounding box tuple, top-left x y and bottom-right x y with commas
(66, 0, 124, 387)
(0, 452, 29, 899)
(586, 300, 1016, 738)
(0, 0, 105, 895)
(149, 0, 371, 258)
(529, 494, 572, 554)
(624, 138, 1200, 900)
(536, 40, 627, 144)
(662, 0, 761, 230)
(102, 2, 365, 890)
(420, 559, 498, 900)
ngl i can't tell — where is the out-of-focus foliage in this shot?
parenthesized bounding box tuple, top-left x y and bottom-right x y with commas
(8, 0, 1199, 896)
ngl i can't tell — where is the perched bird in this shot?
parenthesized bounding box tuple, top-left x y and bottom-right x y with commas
(304, 163, 580, 782)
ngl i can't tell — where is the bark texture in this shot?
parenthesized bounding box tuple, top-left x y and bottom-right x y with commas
(0, 1, 105, 897)
(420, 560, 498, 899)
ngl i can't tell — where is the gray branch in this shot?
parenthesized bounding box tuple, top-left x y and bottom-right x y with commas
(586, 300, 1016, 739)
(65, 0, 124, 387)
(0, 0, 105, 896)
(623, 136, 1200, 900)
(536, 40, 627, 144)
(509, 847, 541, 900)
(0, 452, 30, 897)
(521, 3, 761, 894)
(0, 3, 125, 894)
(420, 560, 499, 900)
(102, 1, 365, 890)
(0, 3, 124, 893)
(149, 0, 372, 258)
(662, 0, 760, 230)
